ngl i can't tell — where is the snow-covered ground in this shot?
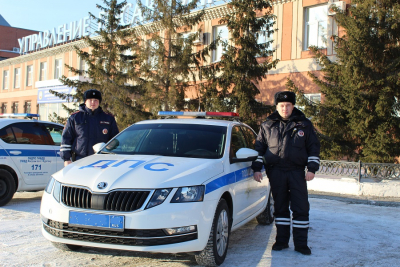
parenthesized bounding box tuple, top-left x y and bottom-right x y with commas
(1, 191, 399, 267)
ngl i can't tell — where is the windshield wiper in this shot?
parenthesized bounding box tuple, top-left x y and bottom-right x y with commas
(99, 151, 116, 154)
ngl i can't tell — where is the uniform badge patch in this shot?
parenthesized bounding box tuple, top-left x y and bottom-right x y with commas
(102, 128, 108, 134)
(298, 130, 304, 137)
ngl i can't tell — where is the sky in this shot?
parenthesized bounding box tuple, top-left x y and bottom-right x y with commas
(0, 0, 105, 32)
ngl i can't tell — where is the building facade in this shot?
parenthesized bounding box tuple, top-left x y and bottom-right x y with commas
(0, 0, 350, 122)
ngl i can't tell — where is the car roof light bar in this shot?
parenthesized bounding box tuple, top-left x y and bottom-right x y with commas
(0, 113, 40, 119)
(158, 111, 240, 118)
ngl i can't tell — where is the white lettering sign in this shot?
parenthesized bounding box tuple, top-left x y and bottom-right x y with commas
(18, 0, 218, 54)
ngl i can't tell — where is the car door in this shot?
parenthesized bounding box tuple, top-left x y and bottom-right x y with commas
(230, 125, 256, 224)
(44, 123, 64, 172)
(241, 125, 269, 213)
(2, 122, 58, 186)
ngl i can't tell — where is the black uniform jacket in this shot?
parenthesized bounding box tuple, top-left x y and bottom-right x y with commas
(60, 104, 119, 161)
(251, 108, 320, 173)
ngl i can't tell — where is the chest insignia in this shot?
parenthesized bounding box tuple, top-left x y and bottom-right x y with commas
(102, 128, 108, 134)
(298, 130, 305, 137)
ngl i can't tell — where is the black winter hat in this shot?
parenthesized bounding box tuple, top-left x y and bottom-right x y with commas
(84, 89, 102, 103)
(274, 91, 296, 105)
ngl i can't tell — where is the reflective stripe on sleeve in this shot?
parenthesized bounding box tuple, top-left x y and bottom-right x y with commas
(60, 148, 71, 151)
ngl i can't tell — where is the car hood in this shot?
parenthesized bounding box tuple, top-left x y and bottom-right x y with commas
(54, 154, 224, 192)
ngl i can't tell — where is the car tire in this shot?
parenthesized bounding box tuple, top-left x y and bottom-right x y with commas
(0, 169, 16, 207)
(256, 190, 275, 225)
(51, 242, 82, 251)
(195, 199, 231, 266)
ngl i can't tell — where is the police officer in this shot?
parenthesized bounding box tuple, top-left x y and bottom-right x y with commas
(61, 89, 119, 166)
(252, 91, 320, 255)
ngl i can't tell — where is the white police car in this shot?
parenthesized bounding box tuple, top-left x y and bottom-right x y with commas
(0, 113, 64, 206)
(40, 111, 274, 266)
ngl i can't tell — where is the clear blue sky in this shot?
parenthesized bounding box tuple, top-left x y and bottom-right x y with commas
(0, 0, 103, 32)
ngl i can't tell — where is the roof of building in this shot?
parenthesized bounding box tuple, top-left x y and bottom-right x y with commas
(0, 14, 11, 27)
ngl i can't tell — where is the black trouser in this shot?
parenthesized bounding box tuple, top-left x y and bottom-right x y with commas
(267, 168, 309, 247)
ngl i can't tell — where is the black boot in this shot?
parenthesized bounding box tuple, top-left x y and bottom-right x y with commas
(272, 242, 289, 251)
(295, 245, 311, 255)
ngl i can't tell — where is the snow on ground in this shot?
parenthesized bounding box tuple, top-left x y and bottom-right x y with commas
(1, 191, 400, 267)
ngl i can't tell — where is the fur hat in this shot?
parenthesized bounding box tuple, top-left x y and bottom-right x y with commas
(84, 89, 102, 103)
(274, 91, 296, 105)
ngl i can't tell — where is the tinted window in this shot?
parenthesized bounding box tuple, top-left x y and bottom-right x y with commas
(7, 122, 52, 145)
(241, 126, 257, 149)
(0, 126, 16, 143)
(45, 124, 63, 145)
(230, 126, 247, 158)
(102, 123, 227, 159)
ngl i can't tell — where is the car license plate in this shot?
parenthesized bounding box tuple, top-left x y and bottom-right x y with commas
(69, 211, 124, 230)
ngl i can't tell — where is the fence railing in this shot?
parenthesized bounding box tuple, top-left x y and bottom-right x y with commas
(317, 160, 400, 182)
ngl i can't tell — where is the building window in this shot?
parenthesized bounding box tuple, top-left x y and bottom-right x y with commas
(257, 18, 274, 52)
(12, 102, 19, 113)
(3, 70, 9, 89)
(26, 65, 33, 86)
(79, 57, 88, 76)
(24, 101, 31, 113)
(14, 68, 21, 88)
(55, 58, 62, 79)
(147, 40, 159, 70)
(1, 103, 7, 113)
(39, 62, 47, 81)
(212, 25, 229, 62)
(304, 4, 328, 50)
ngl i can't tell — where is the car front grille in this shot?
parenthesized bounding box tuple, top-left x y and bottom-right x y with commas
(61, 186, 150, 212)
(43, 219, 198, 247)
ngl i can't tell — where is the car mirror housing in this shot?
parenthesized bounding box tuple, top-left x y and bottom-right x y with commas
(93, 142, 106, 153)
(231, 148, 258, 163)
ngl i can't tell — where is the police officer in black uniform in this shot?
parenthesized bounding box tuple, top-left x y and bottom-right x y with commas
(60, 89, 119, 166)
(252, 91, 320, 255)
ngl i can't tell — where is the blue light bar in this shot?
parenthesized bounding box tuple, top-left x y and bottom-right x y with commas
(0, 113, 40, 118)
(158, 111, 240, 118)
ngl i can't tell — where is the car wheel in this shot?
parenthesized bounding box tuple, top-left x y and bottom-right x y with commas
(51, 242, 82, 251)
(256, 190, 275, 225)
(195, 199, 231, 266)
(0, 169, 16, 207)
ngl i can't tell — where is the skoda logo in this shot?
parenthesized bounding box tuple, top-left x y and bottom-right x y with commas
(97, 182, 108, 189)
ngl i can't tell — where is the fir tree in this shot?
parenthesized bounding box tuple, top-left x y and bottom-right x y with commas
(56, 0, 150, 130)
(288, 0, 400, 163)
(201, 0, 278, 129)
(134, 0, 206, 113)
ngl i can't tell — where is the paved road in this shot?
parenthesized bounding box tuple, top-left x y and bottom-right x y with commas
(1, 191, 400, 267)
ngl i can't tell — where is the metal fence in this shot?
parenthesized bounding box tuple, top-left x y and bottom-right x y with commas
(317, 160, 400, 182)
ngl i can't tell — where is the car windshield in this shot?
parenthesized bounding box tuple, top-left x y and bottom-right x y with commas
(101, 123, 227, 159)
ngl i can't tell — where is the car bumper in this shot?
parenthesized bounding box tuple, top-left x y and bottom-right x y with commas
(40, 190, 216, 253)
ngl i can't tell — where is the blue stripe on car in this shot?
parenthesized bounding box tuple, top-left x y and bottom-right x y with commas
(5, 149, 57, 157)
(0, 149, 8, 156)
(205, 166, 264, 194)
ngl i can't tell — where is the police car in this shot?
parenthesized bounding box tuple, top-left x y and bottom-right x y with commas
(0, 114, 64, 206)
(40, 111, 274, 266)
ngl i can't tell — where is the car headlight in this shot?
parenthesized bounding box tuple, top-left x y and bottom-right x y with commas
(145, 189, 172, 209)
(45, 177, 55, 194)
(171, 186, 205, 203)
(53, 180, 61, 202)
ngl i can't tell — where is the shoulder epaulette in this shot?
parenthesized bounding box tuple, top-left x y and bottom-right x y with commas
(70, 111, 79, 116)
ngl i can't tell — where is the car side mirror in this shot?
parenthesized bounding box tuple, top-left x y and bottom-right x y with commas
(230, 148, 258, 163)
(93, 142, 106, 153)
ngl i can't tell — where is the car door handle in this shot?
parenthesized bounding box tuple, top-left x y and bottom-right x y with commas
(57, 151, 60, 155)
(9, 151, 22, 155)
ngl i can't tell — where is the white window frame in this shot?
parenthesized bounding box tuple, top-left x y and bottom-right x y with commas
(24, 101, 31, 113)
(1, 103, 7, 113)
(305, 93, 321, 103)
(3, 70, 9, 90)
(147, 40, 159, 70)
(40, 62, 47, 81)
(12, 102, 19, 113)
(304, 4, 328, 50)
(26, 65, 33, 86)
(14, 68, 21, 88)
(54, 58, 62, 79)
(212, 25, 229, 63)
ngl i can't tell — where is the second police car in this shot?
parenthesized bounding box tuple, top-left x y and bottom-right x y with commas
(0, 114, 64, 206)
(40, 111, 274, 266)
